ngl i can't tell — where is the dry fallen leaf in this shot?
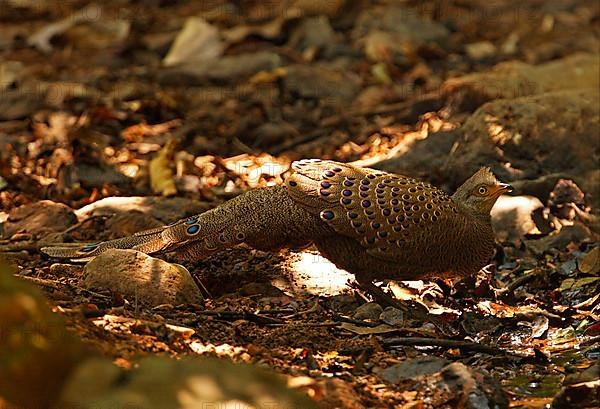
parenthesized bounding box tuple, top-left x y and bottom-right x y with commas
(149, 140, 177, 196)
(578, 247, 600, 275)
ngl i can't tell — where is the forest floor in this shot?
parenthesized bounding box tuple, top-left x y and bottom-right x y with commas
(0, 1, 599, 408)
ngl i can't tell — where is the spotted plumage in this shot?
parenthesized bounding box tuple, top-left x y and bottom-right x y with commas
(42, 159, 511, 283)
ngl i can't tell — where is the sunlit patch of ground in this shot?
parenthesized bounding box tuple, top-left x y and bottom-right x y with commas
(273, 250, 355, 296)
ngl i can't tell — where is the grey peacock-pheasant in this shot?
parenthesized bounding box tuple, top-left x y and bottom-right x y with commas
(42, 159, 512, 283)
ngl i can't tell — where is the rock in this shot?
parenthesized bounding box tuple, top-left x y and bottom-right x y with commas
(465, 41, 497, 60)
(282, 64, 359, 106)
(374, 131, 460, 184)
(442, 89, 599, 194)
(417, 362, 508, 409)
(163, 17, 224, 67)
(104, 212, 163, 239)
(379, 306, 404, 326)
(525, 224, 593, 255)
(82, 249, 203, 306)
(2, 200, 77, 239)
(352, 302, 383, 321)
(288, 16, 336, 51)
(59, 356, 317, 409)
(74, 196, 210, 224)
(443, 53, 599, 104)
(159, 51, 282, 85)
(353, 5, 450, 51)
(375, 356, 449, 383)
(491, 195, 544, 242)
(551, 380, 599, 409)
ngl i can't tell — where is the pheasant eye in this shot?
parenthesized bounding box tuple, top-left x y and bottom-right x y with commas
(478, 186, 487, 195)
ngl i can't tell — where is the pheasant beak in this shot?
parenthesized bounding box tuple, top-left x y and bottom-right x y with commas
(495, 183, 513, 195)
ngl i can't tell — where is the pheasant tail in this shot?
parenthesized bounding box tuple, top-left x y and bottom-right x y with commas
(41, 186, 323, 261)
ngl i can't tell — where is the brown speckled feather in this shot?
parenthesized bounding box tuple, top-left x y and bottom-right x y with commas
(286, 159, 460, 263)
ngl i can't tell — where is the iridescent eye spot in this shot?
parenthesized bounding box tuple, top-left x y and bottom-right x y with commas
(366, 237, 375, 244)
(418, 195, 425, 201)
(320, 210, 335, 221)
(397, 215, 405, 222)
(351, 220, 362, 228)
(321, 181, 331, 188)
(392, 187, 400, 192)
(434, 210, 441, 217)
(376, 188, 384, 194)
(384, 179, 391, 184)
(431, 216, 438, 222)
(81, 244, 98, 253)
(324, 170, 335, 177)
(348, 211, 358, 219)
(185, 218, 197, 225)
(289, 180, 298, 187)
(378, 231, 388, 238)
(344, 180, 354, 187)
(365, 209, 374, 215)
(186, 225, 200, 235)
(391, 199, 399, 205)
(371, 222, 381, 229)
(367, 174, 376, 179)
(332, 167, 342, 172)
(361, 200, 371, 208)
(361, 179, 370, 185)
(377, 183, 385, 188)
(320, 189, 331, 196)
(382, 208, 391, 216)
(402, 194, 411, 200)
(412, 205, 420, 211)
(393, 226, 402, 232)
(342, 189, 352, 196)
(422, 212, 429, 219)
(359, 192, 368, 198)
(341, 198, 352, 205)
(409, 187, 417, 193)
(360, 185, 369, 191)
(377, 199, 386, 205)
(426, 203, 433, 210)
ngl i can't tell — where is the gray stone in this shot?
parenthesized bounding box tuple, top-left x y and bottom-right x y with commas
(83, 249, 202, 306)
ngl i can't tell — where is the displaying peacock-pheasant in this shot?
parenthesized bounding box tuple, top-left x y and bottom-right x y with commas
(42, 159, 512, 284)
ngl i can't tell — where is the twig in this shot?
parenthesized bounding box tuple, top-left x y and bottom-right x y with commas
(196, 310, 283, 325)
(283, 301, 319, 319)
(497, 268, 544, 298)
(382, 337, 516, 356)
(61, 215, 108, 234)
